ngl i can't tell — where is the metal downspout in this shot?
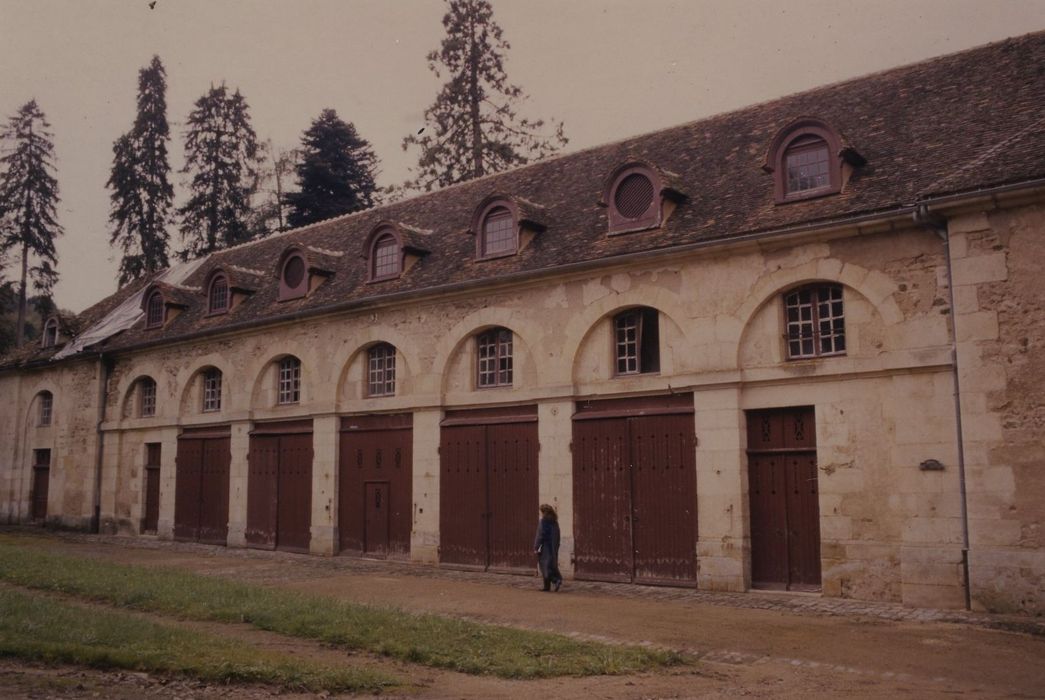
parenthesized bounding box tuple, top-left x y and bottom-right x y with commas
(91, 353, 113, 533)
(913, 204, 972, 611)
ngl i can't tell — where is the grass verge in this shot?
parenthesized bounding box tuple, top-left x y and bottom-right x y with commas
(0, 540, 684, 679)
(0, 586, 397, 693)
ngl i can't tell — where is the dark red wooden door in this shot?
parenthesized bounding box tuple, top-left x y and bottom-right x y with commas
(197, 437, 230, 545)
(486, 422, 539, 571)
(572, 417, 633, 582)
(246, 435, 279, 547)
(338, 414, 413, 557)
(439, 424, 487, 567)
(142, 444, 161, 533)
(630, 414, 697, 584)
(31, 449, 51, 522)
(364, 482, 390, 554)
(173, 439, 202, 541)
(572, 395, 697, 586)
(747, 407, 821, 591)
(276, 432, 313, 553)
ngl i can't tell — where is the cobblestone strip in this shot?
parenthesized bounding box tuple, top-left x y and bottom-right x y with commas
(13, 529, 1044, 637)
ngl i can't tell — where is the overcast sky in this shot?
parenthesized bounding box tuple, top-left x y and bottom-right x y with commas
(2, 0, 1043, 313)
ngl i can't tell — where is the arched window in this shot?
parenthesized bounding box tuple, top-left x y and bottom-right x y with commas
(277, 356, 301, 405)
(38, 391, 53, 426)
(784, 284, 846, 359)
(42, 319, 58, 348)
(614, 307, 660, 375)
(371, 233, 401, 280)
(480, 206, 516, 258)
(138, 378, 157, 417)
(606, 165, 662, 234)
(367, 343, 396, 397)
(765, 119, 848, 203)
(202, 368, 222, 412)
(145, 291, 165, 329)
(208, 274, 229, 314)
(477, 327, 513, 388)
(279, 251, 308, 301)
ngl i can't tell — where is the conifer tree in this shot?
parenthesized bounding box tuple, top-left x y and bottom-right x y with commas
(107, 56, 174, 285)
(178, 83, 260, 259)
(286, 109, 378, 228)
(0, 100, 62, 347)
(402, 0, 567, 191)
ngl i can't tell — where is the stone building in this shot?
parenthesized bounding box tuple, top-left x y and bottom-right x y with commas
(2, 33, 1043, 614)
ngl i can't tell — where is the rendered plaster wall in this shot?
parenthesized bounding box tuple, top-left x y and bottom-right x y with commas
(949, 204, 1045, 615)
(7, 209, 1040, 611)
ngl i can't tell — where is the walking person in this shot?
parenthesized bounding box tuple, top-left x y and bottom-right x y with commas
(534, 503, 563, 592)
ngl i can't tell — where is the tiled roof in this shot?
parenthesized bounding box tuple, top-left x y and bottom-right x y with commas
(4, 31, 1045, 369)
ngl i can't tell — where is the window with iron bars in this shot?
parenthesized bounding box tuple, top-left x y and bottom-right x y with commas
(477, 327, 513, 387)
(277, 356, 301, 405)
(367, 343, 396, 397)
(139, 378, 157, 417)
(614, 307, 660, 375)
(784, 284, 845, 359)
(202, 369, 222, 412)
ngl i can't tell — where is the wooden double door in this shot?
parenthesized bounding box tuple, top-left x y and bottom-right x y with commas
(572, 394, 698, 585)
(247, 420, 314, 553)
(338, 414, 413, 558)
(746, 406, 822, 591)
(439, 406, 539, 572)
(174, 427, 231, 544)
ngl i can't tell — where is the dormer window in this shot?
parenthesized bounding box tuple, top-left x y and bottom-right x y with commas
(279, 251, 308, 301)
(605, 165, 663, 234)
(480, 206, 516, 257)
(42, 318, 58, 348)
(765, 119, 861, 203)
(207, 274, 229, 315)
(145, 291, 165, 329)
(371, 232, 401, 280)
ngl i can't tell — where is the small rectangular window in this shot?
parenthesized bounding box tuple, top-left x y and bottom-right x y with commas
(140, 380, 156, 417)
(367, 344, 396, 397)
(477, 328, 513, 387)
(39, 393, 53, 426)
(785, 285, 845, 359)
(277, 357, 301, 405)
(202, 370, 222, 412)
(615, 308, 660, 375)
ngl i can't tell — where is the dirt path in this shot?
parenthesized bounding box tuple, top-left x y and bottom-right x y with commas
(4, 531, 1044, 698)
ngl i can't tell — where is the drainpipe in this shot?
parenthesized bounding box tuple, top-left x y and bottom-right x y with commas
(91, 352, 114, 533)
(913, 204, 972, 611)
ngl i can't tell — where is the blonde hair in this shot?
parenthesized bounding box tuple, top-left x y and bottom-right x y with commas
(539, 503, 558, 521)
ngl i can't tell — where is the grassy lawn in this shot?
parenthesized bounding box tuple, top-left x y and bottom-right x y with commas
(0, 540, 684, 679)
(0, 586, 397, 693)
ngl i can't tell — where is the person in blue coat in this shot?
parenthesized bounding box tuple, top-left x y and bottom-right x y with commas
(534, 503, 563, 591)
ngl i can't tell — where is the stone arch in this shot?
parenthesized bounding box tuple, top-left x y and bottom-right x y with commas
(563, 287, 690, 386)
(24, 383, 58, 432)
(430, 308, 545, 396)
(119, 373, 158, 419)
(177, 357, 232, 415)
(334, 329, 421, 411)
(734, 259, 902, 369)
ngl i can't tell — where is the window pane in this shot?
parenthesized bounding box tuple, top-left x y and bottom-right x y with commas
(146, 294, 164, 327)
(278, 357, 301, 404)
(203, 370, 222, 412)
(368, 344, 396, 396)
(615, 312, 639, 374)
(209, 277, 229, 312)
(785, 140, 830, 194)
(140, 379, 156, 417)
(482, 209, 515, 256)
(477, 328, 512, 387)
(373, 236, 400, 278)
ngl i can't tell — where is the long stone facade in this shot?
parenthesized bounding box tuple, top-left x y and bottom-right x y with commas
(2, 34, 1043, 615)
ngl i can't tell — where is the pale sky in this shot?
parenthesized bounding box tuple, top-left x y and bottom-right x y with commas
(2, 0, 1043, 313)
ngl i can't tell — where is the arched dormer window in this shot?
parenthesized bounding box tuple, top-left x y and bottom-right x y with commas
(370, 231, 401, 281)
(145, 290, 165, 329)
(604, 164, 664, 234)
(207, 272, 229, 315)
(278, 249, 309, 301)
(764, 119, 861, 203)
(479, 205, 516, 258)
(41, 318, 59, 348)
